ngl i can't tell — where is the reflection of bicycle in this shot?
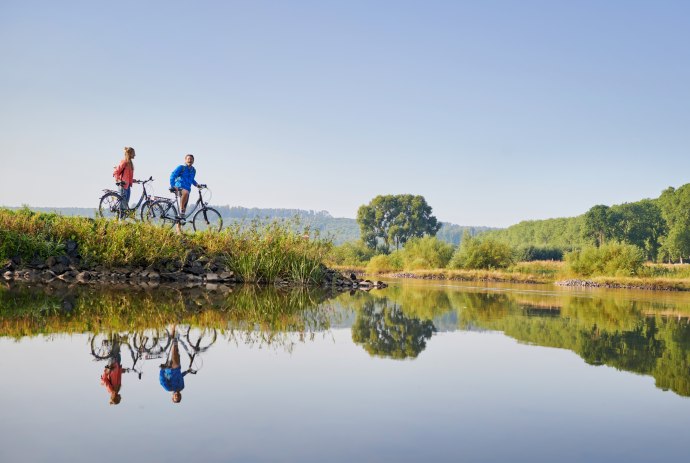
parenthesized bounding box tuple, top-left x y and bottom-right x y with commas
(90, 331, 170, 379)
(142, 185, 223, 232)
(177, 327, 218, 374)
(98, 176, 156, 221)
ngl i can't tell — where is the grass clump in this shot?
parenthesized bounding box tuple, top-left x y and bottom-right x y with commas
(0, 208, 331, 284)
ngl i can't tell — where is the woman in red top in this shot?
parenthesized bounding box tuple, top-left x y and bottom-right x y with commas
(113, 147, 136, 217)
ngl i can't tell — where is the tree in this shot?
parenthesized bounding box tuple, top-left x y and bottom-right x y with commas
(582, 205, 617, 247)
(356, 195, 441, 252)
(658, 185, 690, 263)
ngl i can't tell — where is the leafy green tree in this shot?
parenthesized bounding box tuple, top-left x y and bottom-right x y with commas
(582, 205, 617, 247)
(658, 185, 690, 263)
(609, 200, 666, 261)
(356, 195, 441, 252)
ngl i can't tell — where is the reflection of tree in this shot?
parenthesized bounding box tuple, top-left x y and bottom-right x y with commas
(579, 318, 665, 373)
(351, 299, 435, 359)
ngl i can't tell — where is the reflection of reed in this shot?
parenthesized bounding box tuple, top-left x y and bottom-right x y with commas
(0, 282, 337, 341)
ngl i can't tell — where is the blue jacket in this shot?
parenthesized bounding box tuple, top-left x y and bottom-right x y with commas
(170, 165, 198, 191)
(160, 367, 187, 392)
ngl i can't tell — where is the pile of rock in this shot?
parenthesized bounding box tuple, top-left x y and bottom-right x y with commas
(322, 267, 388, 291)
(1, 244, 239, 286)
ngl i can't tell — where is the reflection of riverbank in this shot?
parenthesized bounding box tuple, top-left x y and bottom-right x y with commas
(331, 282, 690, 397)
(3, 280, 690, 397)
(364, 267, 690, 292)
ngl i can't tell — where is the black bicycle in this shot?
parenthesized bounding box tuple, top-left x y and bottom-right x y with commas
(98, 176, 156, 221)
(142, 185, 223, 232)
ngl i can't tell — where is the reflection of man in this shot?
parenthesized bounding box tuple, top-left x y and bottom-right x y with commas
(101, 335, 122, 405)
(160, 326, 188, 403)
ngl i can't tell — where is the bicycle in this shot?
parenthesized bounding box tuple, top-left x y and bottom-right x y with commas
(142, 185, 223, 232)
(98, 176, 156, 221)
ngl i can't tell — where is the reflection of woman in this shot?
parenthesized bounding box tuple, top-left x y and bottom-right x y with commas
(160, 326, 188, 403)
(100, 335, 122, 405)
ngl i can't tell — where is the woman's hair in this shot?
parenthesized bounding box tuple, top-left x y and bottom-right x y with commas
(124, 146, 135, 169)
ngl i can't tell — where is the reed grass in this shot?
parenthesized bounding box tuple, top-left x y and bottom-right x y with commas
(0, 208, 331, 284)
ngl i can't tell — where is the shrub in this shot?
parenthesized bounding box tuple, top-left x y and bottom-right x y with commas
(328, 240, 376, 267)
(448, 236, 514, 270)
(514, 245, 564, 262)
(565, 243, 645, 277)
(366, 254, 403, 274)
(399, 236, 454, 270)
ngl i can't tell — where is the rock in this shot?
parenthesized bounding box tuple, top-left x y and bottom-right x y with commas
(206, 283, 218, 291)
(76, 272, 92, 282)
(41, 270, 57, 281)
(205, 273, 220, 282)
(50, 263, 68, 275)
(57, 270, 78, 281)
(219, 271, 234, 280)
(65, 239, 78, 256)
(29, 257, 46, 269)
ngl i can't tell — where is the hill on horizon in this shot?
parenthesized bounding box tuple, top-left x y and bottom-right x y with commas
(4, 205, 498, 246)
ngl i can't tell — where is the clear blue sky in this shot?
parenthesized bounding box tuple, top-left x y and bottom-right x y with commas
(1, 0, 689, 227)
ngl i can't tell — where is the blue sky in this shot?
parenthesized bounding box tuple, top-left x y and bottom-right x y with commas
(1, 0, 689, 227)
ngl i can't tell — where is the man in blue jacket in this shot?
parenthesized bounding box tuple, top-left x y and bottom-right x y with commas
(170, 154, 202, 233)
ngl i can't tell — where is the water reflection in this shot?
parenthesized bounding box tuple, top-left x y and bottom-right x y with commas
(351, 299, 435, 359)
(3, 281, 690, 397)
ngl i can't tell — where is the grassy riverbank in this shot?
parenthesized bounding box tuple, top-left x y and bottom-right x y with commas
(336, 260, 690, 291)
(0, 208, 331, 284)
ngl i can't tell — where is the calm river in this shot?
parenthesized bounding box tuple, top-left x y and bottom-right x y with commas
(1, 280, 690, 462)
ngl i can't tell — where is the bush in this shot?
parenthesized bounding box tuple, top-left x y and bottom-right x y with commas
(366, 253, 403, 274)
(399, 236, 454, 270)
(328, 240, 376, 267)
(448, 237, 514, 270)
(565, 243, 646, 277)
(514, 245, 564, 262)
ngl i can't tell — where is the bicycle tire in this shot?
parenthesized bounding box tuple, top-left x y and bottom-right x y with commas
(143, 199, 177, 229)
(192, 207, 223, 232)
(98, 192, 123, 220)
(90, 333, 114, 360)
(186, 327, 218, 352)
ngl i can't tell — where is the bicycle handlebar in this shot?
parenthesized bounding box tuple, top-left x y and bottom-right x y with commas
(116, 176, 153, 187)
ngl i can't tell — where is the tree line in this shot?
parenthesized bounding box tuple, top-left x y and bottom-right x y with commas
(487, 183, 690, 263)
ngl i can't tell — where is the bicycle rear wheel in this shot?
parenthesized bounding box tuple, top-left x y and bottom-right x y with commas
(192, 207, 223, 232)
(143, 200, 177, 229)
(98, 192, 123, 219)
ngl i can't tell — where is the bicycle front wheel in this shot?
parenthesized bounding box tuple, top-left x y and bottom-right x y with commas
(98, 192, 123, 219)
(192, 207, 223, 232)
(143, 200, 177, 229)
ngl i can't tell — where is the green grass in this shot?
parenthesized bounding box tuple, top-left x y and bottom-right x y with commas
(0, 208, 331, 284)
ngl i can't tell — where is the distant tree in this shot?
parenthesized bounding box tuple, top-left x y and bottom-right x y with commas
(658, 185, 690, 263)
(356, 195, 441, 252)
(609, 200, 666, 261)
(582, 205, 617, 247)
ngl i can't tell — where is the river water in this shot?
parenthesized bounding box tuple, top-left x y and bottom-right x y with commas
(1, 280, 690, 462)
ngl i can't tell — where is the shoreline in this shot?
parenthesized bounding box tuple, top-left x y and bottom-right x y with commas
(355, 269, 690, 292)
